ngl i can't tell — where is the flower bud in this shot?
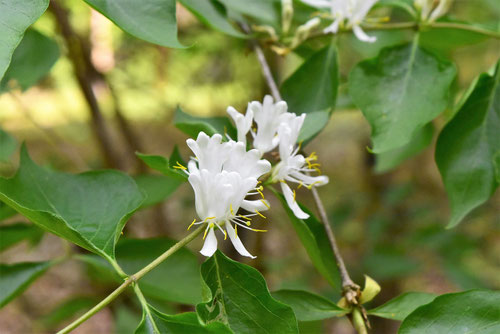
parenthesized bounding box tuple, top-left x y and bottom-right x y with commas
(282, 0, 294, 34)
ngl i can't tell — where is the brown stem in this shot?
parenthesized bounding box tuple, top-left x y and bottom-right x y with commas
(245, 24, 360, 303)
(49, 0, 123, 169)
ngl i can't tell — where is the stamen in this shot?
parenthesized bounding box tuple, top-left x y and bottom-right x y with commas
(230, 204, 234, 215)
(260, 199, 270, 209)
(298, 181, 303, 189)
(203, 224, 212, 240)
(203, 216, 216, 222)
(255, 210, 266, 219)
(293, 189, 296, 202)
(235, 223, 238, 238)
(173, 161, 187, 170)
(238, 214, 252, 221)
(187, 218, 196, 231)
(213, 222, 227, 240)
(256, 186, 265, 199)
(234, 221, 267, 232)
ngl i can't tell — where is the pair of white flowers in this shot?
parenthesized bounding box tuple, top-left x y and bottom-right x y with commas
(302, 0, 380, 43)
(184, 96, 328, 258)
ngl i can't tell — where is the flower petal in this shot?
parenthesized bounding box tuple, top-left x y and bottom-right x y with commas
(226, 223, 256, 259)
(352, 25, 376, 43)
(281, 182, 309, 219)
(241, 199, 270, 212)
(200, 227, 218, 257)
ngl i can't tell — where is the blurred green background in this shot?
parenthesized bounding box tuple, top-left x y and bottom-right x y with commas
(0, 0, 499, 333)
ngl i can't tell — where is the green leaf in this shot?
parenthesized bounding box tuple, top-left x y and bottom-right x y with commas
(174, 107, 236, 139)
(179, 0, 245, 38)
(117, 238, 202, 305)
(40, 296, 97, 328)
(399, 290, 500, 333)
(375, 123, 434, 173)
(494, 151, 500, 183)
(272, 290, 347, 321)
(0, 261, 51, 307)
(83, 0, 184, 48)
(0, 29, 59, 92)
(435, 61, 500, 228)
(134, 174, 182, 208)
(79, 238, 202, 305)
(0, 127, 17, 162)
(274, 191, 341, 289)
(367, 292, 436, 321)
(216, 0, 280, 28)
(281, 43, 339, 115)
(349, 38, 456, 153)
(0, 223, 43, 252)
(0, 201, 17, 221)
(136, 306, 233, 334)
(116, 306, 142, 334)
(297, 111, 330, 143)
(0, 0, 49, 80)
(137, 146, 188, 181)
(0, 146, 144, 261)
(197, 250, 298, 334)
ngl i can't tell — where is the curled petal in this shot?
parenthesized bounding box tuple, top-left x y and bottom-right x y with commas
(200, 228, 218, 257)
(226, 223, 256, 259)
(352, 25, 376, 43)
(281, 182, 309, 219)
(241, 199, 270, 213)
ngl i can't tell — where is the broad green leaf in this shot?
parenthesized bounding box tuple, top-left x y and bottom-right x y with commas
(495, 152, 500, 183)
(375, 123, 434, 173)
(0, 127, 17, 162)
(40, 296, 97, 328)
(0, 146, 144, 261)
(367, 292, 436, 321)
(134, 174, 183, 208)
(297, 111, 330, 143)
(272, 290, 347, 321)
(136, 306, 233, 334)
(117, 238, 202, 305)
(137, 146, 188, 181)
(0, 29, 59, 92)
(174, 107, 236, 140)
(179, 0, 245, 38)
(0, 0, 48, 80)
(0, 261, 51, 307)
(399, 290, 500, 334)
(281, 43, 339, 116)
(0, 223, 43, 252)
(116, 306, 142, 334)
(79, 238, 202, 305)
(83, 0, 184, 48)
(217, 0, 280, 28)
(274, 191, 341, 289)
(435, 61, 500, 227)
(0, 201, 17, 221)
(197, 250, 299, 334)
(349, 38, 456, 153)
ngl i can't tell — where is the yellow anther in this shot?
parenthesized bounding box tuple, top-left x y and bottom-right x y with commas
(187, 218, 196, 231)
(223, 230, 227, 240)
(203, 216, 216, 222)
(279, 179, 286, 183)
(250, 228, 267, 232)
(203, 225, 212, 240)
(173, 161, 187, 170)
(306, 181, 323, 189)
(256, 187, 265, 199)
(255, 210, 266, 219)
(235, 224, 238, 238)
(293, 189, 296, 201)
(260, 199, 270, 209)
(230, 204, 234, 215)
(298, 181, 303, 189)
(121, 231, 124, 235)
(238, 214, 251, 221)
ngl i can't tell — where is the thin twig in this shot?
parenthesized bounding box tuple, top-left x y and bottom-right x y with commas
(245, 25, 360, 302)
(56, 225, 204, 334)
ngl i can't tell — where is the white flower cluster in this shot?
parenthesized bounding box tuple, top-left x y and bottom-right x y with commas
(301, 0, 380, 43)
(183, 96, 328, 258)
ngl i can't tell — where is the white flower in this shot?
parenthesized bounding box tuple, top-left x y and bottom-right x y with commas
(227, 95, 289, 154)
(302, 0, 379, 43)
(415, 0, 452, 22)
(272, 123, 329, 219)
(185, 132, 271, 258)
